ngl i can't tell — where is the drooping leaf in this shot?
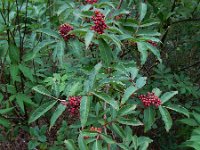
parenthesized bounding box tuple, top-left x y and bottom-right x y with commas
(160, 91, 178, 104)
(0, 117, 11, 128)
(50, 103, 66, 128)
(93, 140, 102, 150)
(29, 100, 57, 123)
(80, 96, 92, 127)
(85, 30, 94, 49)
(101, 134, 116, 144)
(137, 42, 148, 65)
(19, 64, 34, 82)
(144, 106, 155, 132)
(32, 85, 53, 98)
(92, 92, 119, 110)
(118, 104, 137, 116)
(98, 38, 113, 66)
(159, 106, 172, 132)
(36, 28, 61, 39)
(164, 104, 189, 117)
(121, 86, 137, 104)
(112, 123, 126, 138)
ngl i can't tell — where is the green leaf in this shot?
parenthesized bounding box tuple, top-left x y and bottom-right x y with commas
(112, 123, 126, 138)
(136, 77, 147, 88)
(19, 64, 34, 82)
(92, 92, 119, 110)
(121, 86, 137, 104)
(80, 96, 91, 127)
(99, 34, 122, 50)
(29, 100, 57, 123)
(0, 107, 14, 115)
(50, 104, 66, 128)
(193, 111, 200, 124)
(145, 43, 161, 63)
(85, 30, 94, 49)
(118, 104, 137, 116)
(159, 106, 172, 132)
(144, 107, 155, 132)
(93, 140, 102, 150)
(101, 134, 116, 144)
(9, 44, 20, 63)
(85, 62, 102, 92)
(164, 104, 189, 117)
(139, 2, 147, 21)
(78, 134, 89, 150)
(53, 41, 65, 65)
(32, 85, 53, 98)
(10, 64, 19, 82)
(152, 88, 162, 97)
(117, 118, 143, 126)
(0, 117, 11, 128)
(179, 118, 198, 126)
(36, 28, 61, 39)
(160, 91, 178, 104)
(137, 42, 148, 65)
(98, 38, 113, 66)
(64, 139, 77, 150)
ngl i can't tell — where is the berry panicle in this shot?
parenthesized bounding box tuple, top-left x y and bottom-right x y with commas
(147, 40, 157, 47)
(138, 92, 161, 108)
(59, 23, 75, 41)
(86, 0, 98, 4)
(90, 10, 108, 34)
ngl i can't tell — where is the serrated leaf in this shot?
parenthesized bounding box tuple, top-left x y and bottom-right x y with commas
(121, 86, 137, 104)
(144, 107, 155, 132)
(50, 104, 66, 128)
(160, 91, 178, 104)
(164, 104, 189, 117)
(159, 106, 172, 132)
(137, 42, 148, 65)
(85, 62, 102, 92)
(32, 85, 53, 98)
(118, 104, 137, 116)
(145, 43, 161, 63)
(36, 28, 61, 39)
(80, 96, 91, 127)
(92, 92, 119, 110)
(117, 118, 143, 126)
(10, 64, 19, 82)
(98, 38, 113, 66)
(193, 111, 200, 124)
(29, 100, 57, 123)
(85, 30, 94, 49)
(19, 64, 34, 82)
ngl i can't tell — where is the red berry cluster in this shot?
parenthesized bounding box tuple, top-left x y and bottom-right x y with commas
(91, 10, 108, 34)
(59, 23, 74, 41)
(138, 92, 161, 107)
(61, 96, 82, 117)
(86, 0, 98, 4)
(147, 40, 157, 47)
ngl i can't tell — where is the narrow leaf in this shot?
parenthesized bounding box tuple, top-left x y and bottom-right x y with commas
(50, 104, 66, 128)
(29, 100, 57, 123)
(80, 96, 91, 127)
(160, 91, 178, 104)
(92, 92, 119, 110)
(159, 106, 172, 132)
(121, 86, 137, 104)
(85, 30, 94, 49)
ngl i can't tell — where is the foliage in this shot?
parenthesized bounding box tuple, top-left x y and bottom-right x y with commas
(0, 0, 200, 149)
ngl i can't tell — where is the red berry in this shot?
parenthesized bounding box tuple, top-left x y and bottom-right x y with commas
(147, 40, 157, 47)
(86, 0, 98, 4)
(90, 10, 108, 34)
(138, 92, 161, 108)
(59, 23, 75, 41)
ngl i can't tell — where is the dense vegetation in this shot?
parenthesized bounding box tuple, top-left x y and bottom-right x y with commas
(0, 0, 200, 149)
